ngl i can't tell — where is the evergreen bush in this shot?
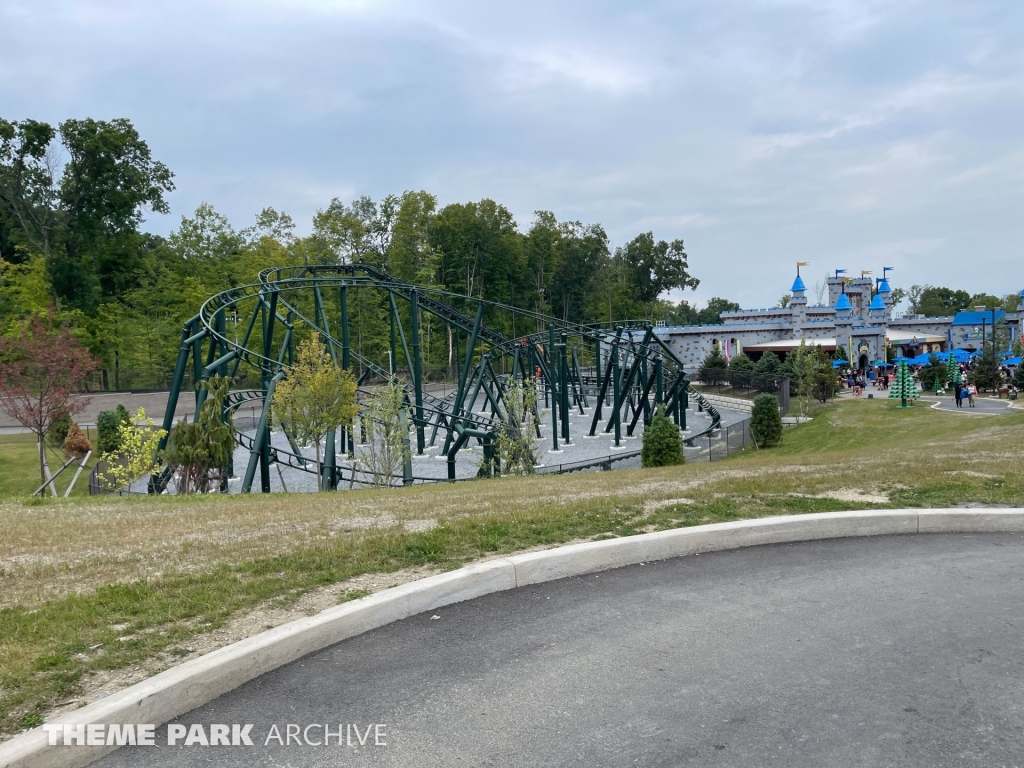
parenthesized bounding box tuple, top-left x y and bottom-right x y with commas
(1012, 365, 1024, 391)
(750, 393, 783, 448)
(728, 353, 754, 372)
(754, 351, 781, 374)
(97, 409, 121, 453)
(699, 349, 727, 385)
(641, 407, 684, 468)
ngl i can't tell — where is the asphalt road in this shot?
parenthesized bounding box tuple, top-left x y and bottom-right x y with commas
(94, 533, 1024, 768)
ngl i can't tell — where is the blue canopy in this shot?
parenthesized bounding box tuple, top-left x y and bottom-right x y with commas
(950, 349, 972, 361)
(1003, 357, 1022, 366)
(832, 359, 847, 368)
(872, 360, 894, 367)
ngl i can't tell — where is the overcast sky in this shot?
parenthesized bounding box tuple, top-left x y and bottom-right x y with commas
(2, 0, 1022, 308)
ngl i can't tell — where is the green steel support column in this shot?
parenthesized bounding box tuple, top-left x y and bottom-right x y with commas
(229, 302, 260, 380)
(323, 428, 336, 491)
(340, 285, 351, 454)
(214, 306, 228, 377)
(443, 303, 484, 456)
(410, 290, 425, 454)
(640, 338, 651, 426)
(572, 346, 588, 410)
(559, 333, 570, 443)
(655, 355, 664, 407)
(389, 290, 397, 375)
(587, 355, 615, 436)
(627, 361, 659, 436)
(151, 318, 202, 493)
(612, 340, 621, 446)
(603, 327, 653, 435)
(388, 292, 413, 373)
(313, 284, 338, 362)
(548, 324, 559, 451)
(242, 371, 284, 493)
(680, 377, 688, 431)
(192, 321, 204, 414)
(401, 409, 413, 486)
(260, 291, 279, 493)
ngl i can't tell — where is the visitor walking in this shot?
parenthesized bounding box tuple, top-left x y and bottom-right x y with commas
(954, 381, 963, 408)
(967, 383, 977, 408)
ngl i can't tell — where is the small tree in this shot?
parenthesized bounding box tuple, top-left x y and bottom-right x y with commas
(808, 347, 837, 403)
(271, 337, 358, 490)
(728, 353, 754, 372)
(97, 404, 132, 453)
(750, 393, 783, 448)
(889, 360, 916, 406)
(98, 408, 166, 493)
(970, 350, 1000, 392)
(0, 312, 96, 486)
(357, 378, 411, 488)
(699, 348, 727, 385)
(918, 353, 947, 392)
(1012, 365, 1024, 391)
(493, 377, 540, 476)
(945, 353, 961, 388)
(162, 376, 235, 493)
(754, 351, 781, 374)
(641, 405, 684, 467)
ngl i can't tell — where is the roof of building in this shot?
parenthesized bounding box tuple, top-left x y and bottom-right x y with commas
(868, 293, 886, 311)
(834, 292, 853, 311)
(791, 275, 807, 293)
(877, 278, 892, 294)
(952, 309, 1005, 325)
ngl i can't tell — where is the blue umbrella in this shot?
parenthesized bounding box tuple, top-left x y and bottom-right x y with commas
(1003, 357, 1022, 366)
(872, 360, 894, 367)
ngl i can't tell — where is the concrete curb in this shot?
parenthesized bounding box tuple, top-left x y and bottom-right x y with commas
(3, 508, 1023, 768)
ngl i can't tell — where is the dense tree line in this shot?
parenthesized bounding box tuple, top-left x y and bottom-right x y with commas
(1, 117, 741, 389)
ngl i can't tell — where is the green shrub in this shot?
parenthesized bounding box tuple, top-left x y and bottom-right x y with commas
(728, 353, 754, 372)
(97, 406, 126, 454)
(750, 393, 783, 448)
(1013, 366, 1024, 390)
(754, 351, 781, 374)
(48, 407, 72, 450)
(699, 349, 727, 385)
(641, 407, 684, 468)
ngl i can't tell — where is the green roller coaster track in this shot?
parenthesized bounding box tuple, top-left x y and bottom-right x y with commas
(153, 264, 721, 493)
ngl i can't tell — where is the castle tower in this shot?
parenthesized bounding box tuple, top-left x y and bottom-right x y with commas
(834, 285, 855, 356)
(790, 272, 808, 330)
(867, 291, 888, 323)
(877, 276, 894, 311)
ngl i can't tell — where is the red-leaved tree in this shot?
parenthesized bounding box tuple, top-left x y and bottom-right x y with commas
(0, 312, 97, 487)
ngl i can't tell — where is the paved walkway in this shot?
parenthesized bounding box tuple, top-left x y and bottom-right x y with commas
(919, 395, 1016, 414)
(96, 533, 1024, 767)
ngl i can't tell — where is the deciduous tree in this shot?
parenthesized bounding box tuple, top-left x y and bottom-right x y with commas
(0, 312, 95, 485)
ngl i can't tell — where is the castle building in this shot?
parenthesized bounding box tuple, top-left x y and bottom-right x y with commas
(654, 271, 1024, 371)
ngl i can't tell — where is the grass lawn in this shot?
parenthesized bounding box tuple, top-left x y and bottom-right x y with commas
(0, 433, 96, 499)
(1, 398, 1023, 736)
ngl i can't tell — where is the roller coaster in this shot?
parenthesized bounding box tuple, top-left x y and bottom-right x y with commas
(153, 264, 721, 493)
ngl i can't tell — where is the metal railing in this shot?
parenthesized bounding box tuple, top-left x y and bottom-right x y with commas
(689, 369, 790, 415)
(684, 417, 753, 463)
